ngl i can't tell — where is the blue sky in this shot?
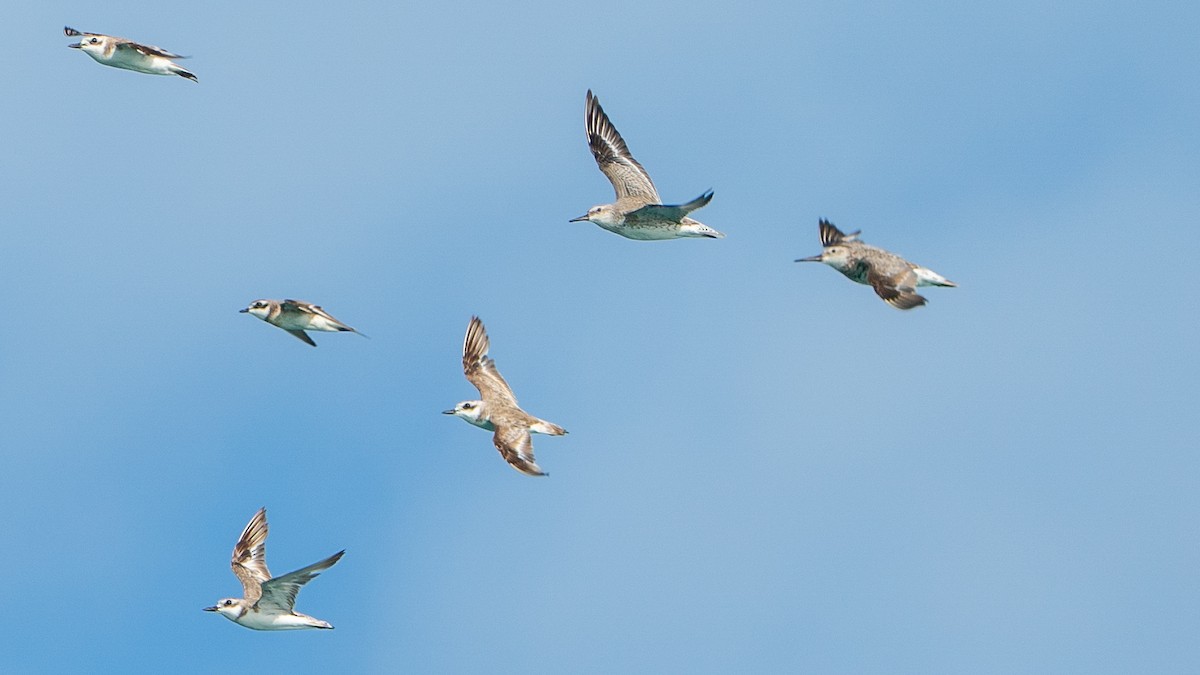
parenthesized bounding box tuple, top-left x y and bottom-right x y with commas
(2, 0, 1197, 672)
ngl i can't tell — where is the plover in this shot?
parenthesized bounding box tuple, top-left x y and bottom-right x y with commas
(240, 299, 366, 346)
(443, 317, 567, 477)
(571, 90, 724, 240)
(204, 508, 344, 631)
(795, 219, 956, 309)
(64, 26, 197, 82)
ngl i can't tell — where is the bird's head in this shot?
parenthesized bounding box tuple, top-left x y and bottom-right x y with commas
(796, 245, 852, 270)
(570, 205, 621, 227)
(69, 34, 112, 57)
(203, 598, 243, 622)
(240, 299, 273, 320)
(443, 400, 491, 429)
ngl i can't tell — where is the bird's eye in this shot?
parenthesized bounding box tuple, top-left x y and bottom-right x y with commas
(463, 403, 473, 410)
(89, 37, 98, 44)
(224, 600, 233, 606)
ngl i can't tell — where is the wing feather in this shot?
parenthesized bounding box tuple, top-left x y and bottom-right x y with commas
(116, 41, 186, 59)
(492, 425, 545, 477)
(585, 90, 660, 208)
(625, 190, 713, 224)
(818, 219, 861, 247)
(285, 329, 317, 347)
(869, 269, 927, 309)
(231, 508, 271, 604)
(462, 317, 518, 407)
(257, 550, 345, 612)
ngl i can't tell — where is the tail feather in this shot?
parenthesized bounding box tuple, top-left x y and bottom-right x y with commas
(531, 419, 568, 436)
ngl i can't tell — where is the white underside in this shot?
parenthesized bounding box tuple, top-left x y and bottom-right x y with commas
(274, 315, 344, 332)
(89, 52, 176, 76)
(234, 611, 329, 631)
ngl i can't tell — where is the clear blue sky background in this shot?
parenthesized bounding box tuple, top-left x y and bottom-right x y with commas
(2, 1, 1197, 672)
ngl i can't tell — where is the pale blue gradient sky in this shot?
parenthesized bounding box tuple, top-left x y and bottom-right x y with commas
(2, 1, 1198, 672)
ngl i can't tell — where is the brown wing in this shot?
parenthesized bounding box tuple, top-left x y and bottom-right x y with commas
(116, 40, 186, 59)
(281, 300, 317, 314)
(284, 299, 355, 332)
(492, 424, 546, 476)
(462, 316, 518, 407)
(585, 90, 660, 208)
(231, 508, 271, 604)
(869, 269, 927, 310)
(818, 219, 862, 247)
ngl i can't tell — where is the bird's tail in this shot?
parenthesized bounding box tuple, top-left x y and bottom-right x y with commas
(530, 419, 568, 436)
(915, 267, 956, 287)
(171, 65, 198, 82)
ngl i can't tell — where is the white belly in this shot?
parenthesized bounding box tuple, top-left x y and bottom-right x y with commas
(235, 611, 321, 631)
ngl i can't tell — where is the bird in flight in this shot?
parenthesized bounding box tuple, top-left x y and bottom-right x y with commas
(240, 299, 366, 346)
(444, 317, 568, 476)
(795, 219, 956, 309)
(571, 90, 723, 240)
(65, 26, 197, 82)
(204, 508, 344, 630)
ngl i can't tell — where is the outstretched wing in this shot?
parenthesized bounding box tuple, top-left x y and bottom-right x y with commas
(585, 90, 660, 208)
(116, 41, 187, 59)
(869, 268, 927, 310)
(462, 316, 518, 407)
(493, 424, 545, 477)
(818, 219, 862, 247)
(258, 550, 345, 612)
(231, 508, 271, 604)
(284, 300, 357, 332)
(285, 329, 318, 346)
(64, 26, 101, 37)
(625, 190, 713, 224)
(281, 299, 318, 315)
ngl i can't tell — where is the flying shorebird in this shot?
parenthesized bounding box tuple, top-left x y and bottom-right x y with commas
(443, 317, 568, 477)
(204, 508, 344, 631)
(570, 90, 724, 240)
(795, 219, 956, 309)
(64, 26, 197, 82)
(240, 299, 366, 346)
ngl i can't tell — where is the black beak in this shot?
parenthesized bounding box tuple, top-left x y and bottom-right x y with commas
(442, 409, 456, 415)
(238, 308, 249, 313)
(68, 43, 82, 49)
(568, 214, 588, 222)
(202, 606, 218, 612)
(794, 255, 823, 263)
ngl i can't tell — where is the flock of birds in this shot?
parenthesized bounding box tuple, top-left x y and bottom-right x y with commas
(64, 25, 957, 632)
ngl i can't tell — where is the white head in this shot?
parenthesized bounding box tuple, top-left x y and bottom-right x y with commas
(569, 205, 623, 228)
(442, 400, 493, 429)
(796, 245, 854, 271)
(68, 34, 114, 60)
(203, 598, 245, 623)
(239, 299, 274, 320)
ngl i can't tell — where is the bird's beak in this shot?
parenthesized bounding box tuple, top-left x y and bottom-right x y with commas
(442, 409, 456, 415)
(68, 43, 82, 49)
(794, 254, 823, 263)
(238, 308, 249, 313)
(568, 214, 588, 222)
(202, 606, 218, 612)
